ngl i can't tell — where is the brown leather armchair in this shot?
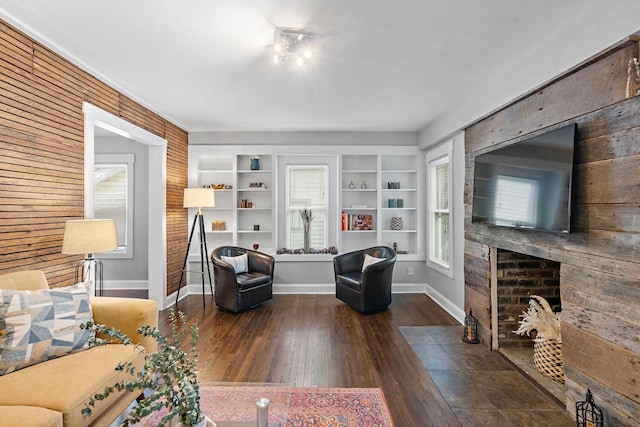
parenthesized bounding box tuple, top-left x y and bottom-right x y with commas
(211, 246, 275, 313)
(334, 246, 397, 314)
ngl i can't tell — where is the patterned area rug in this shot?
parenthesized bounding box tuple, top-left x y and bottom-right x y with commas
(137, 386, 394, 427)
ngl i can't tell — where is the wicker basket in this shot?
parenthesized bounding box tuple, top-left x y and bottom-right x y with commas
(533, 338, 564, 383)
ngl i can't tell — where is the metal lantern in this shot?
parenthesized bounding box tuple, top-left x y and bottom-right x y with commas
(462, 309, 480, 344)
(576, 388, 603, 427)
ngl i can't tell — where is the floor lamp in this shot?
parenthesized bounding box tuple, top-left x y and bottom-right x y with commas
(176, 188, 215, 306)
(61, 219, 118, 296)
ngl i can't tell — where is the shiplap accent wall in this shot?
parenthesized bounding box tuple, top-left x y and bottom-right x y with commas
(0, 20, 188, 294)
(464, 37, 640, 423)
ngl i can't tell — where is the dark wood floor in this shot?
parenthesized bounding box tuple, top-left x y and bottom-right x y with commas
(160, 293, 461, 427)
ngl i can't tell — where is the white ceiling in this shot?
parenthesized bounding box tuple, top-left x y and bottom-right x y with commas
(0, 0, 639, 136)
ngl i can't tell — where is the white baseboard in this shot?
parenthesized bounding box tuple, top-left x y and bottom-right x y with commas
(173, 282, 455, 321)
(424, 283, 465, 324)
(180, 282, 427, 295)
(165, 287, 200, 309)
(273, 283, 334, 294)
(393, 283, 428, 293)
(102, 280, 148, 290)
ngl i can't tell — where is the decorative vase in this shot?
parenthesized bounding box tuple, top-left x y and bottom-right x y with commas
(361, 181, 367, 189)
(348, 180, 355, 189)
(250, 157, 260, 170)
(303, 223, 310, 254)
(390, 217, 404, 230)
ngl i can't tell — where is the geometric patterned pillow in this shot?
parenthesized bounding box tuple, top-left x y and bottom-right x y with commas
(0, 282, 94, 375)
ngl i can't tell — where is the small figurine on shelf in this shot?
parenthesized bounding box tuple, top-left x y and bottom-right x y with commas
(361, 181, 367, 189)
(348, 180, 355, 189)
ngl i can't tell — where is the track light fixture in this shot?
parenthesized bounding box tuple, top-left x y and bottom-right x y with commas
(272, 27, 313, 66)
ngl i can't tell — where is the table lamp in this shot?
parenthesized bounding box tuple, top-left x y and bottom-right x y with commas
(62, 218, 117, 296)
(175, 188, 215, 306)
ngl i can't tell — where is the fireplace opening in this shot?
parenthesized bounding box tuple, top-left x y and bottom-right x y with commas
(494, 249, 565, 401)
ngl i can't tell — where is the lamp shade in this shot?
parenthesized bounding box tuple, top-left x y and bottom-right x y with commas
(61, 219, 118, 254)
(183, 188, 215, 208)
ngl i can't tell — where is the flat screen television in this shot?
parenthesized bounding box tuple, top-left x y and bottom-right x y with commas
(471, 124, 576, 233)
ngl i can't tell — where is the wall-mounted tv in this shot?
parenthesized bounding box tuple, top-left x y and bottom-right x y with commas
(471, 124, 576, 233)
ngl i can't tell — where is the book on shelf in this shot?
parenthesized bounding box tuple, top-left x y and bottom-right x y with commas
(341, 212, 373, 231)
(354, 214, 373, 230)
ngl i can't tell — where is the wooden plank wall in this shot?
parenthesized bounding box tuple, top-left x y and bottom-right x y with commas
(464, 37, 640, 424)
(0, 19, 188, 295)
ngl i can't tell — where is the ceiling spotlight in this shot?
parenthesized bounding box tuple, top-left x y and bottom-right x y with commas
(272, 26, 314, 66)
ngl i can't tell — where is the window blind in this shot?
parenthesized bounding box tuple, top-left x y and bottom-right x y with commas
(94, 165, 127, 247)
(287, 166, 328, 249)
(434, 161, 450, 263)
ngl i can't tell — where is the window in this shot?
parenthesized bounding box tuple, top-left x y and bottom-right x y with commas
(286, 165, 328, 249)
(426, 140, 453, 277)
(94, 154, 134, 258)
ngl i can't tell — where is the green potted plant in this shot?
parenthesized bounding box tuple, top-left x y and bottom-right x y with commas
(82, 309, 215, 427)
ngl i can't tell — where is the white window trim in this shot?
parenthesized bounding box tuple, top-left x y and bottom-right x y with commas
(95, 153, 135, 259)
(285, 164, 329, 249)
(426, 139, 454, 278)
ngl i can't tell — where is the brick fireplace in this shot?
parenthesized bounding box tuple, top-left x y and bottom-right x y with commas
(496, 250, 561, 348)
(462, 38, 640, 424)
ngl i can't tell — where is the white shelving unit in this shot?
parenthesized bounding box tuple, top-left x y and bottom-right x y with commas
(190, 152, 275, 256)
(236, 154, 274, 252)
(339, 153, 423, 259)
(194, 155, 235, 252)
(189, 145, 424, 263)
(340, 155, 378, 253)
(379, 155, 419, 257)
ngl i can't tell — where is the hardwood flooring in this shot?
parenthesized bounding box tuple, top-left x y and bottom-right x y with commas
(162, 293, 460, 427)
(160, 293, 571, 426)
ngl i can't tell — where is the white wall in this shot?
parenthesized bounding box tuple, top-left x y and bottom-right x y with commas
(419, 4, 640, 149)
(417, 7, 640, 323)
(186, 131, 427, 295)
(189, 131, 417, 146)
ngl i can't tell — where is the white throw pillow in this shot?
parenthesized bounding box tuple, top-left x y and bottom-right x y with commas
(221, 253, 248, 274)
(362, 254, 385, 272)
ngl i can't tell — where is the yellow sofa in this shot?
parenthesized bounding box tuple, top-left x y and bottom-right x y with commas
(0, 270, 158, 426)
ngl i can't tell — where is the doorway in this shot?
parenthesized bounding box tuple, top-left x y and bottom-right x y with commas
(83, 102, 168, 309)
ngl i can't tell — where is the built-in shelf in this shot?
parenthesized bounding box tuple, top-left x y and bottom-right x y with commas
(190, 147, 424, 261)
(189, 151, 275, 256)
(340, 153, 423, 257)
